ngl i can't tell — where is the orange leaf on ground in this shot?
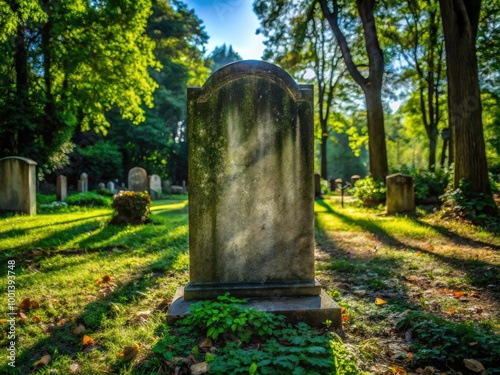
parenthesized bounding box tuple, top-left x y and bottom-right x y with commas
(118, 344, 139, 361)
(20, 297, 31, 309)
(417, 251, 421, 256)
(32, 316, 41, 323)
(340, 306, 346, 314)
(389, 365, 407, 374)
(375, 298, 387, 305)
(83, 334, 94, 346)
(0, 319, 7, 323)
(30, 300, 40, 309)
(342, 314, 349, 323)
(407, 353, 414, 359)
(452, 291, 464, 299)
(34, 354, 51, 368)
(447, 307, 456, 315)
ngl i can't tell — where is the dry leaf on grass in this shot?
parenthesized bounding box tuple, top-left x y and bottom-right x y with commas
(34, 354, 51, 368)
(73, 324, 86, 335)
(463, 359, 485, 373)
(190, 361, 209, 375)
(0, 319, 6, 323)
(389, 365, 407, 374)
(69, 362, 81, 373)
(32, 316, 41, 323)
(118, 344, 139, 361)
(83, 334, 94, 346)
(30, 300, 40, 309)
(375, 297, 387, 305)
(95, 274, 112, 285)
(199, 337, 213, 348)
(20, 297, 31, 309)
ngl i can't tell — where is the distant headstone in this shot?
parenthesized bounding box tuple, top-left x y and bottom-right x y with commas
(56, 175, 67, 201)
(162, 180, 171, 192)
(386, 173, 415, 215)
(168, 60, 339, 327)
(149, 174, 162, 199)
(0, 156, 37, 215)
(78, 172, 88, 193)
(182, 180, 187, 194)
(107, 181, 115, 194)
(351, 175, 360, 186)
(314, 173, 322, 198)
(97, 182, 105, 191)
(128, 167, 148, 192)
(170, 185, 184, 194)
(335, 178, 343, 191)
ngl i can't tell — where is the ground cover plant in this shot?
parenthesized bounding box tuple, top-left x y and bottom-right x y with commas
(0, 194, 498, 374)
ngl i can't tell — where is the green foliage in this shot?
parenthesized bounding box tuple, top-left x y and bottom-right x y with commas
(207, 44, 242, 72)
(153, 293, 362, 374)
(110, 191, 151, 225)
(397, 311, 500, 371)
(65, 192, 111, 208)
(352, 176, 386, 206)
(180, 293, 284, 343)
(439, 179, 499, 225)
(75, 141, 123, 184)
(399, 167, 450, 200)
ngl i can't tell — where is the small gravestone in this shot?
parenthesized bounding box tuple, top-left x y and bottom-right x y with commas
(107, 181, 115, 194)
(162, 180, 171, 194)
(149, 174, 162, 199)
(78, 173, 88, 193)
(182, 180, 187, 194)
(128, 167, 148, 192)
(56, 175, 67, 201)
(314, 173, 322, 198)
(168, 60, 340, 327)
(98, 182, 105, 191)
(335, 178, 343, 191)
(351, 175, 360, 186)
(0, 157, 37, 215)
(386, 173, 415, 215)
(171, 185, 184, 194)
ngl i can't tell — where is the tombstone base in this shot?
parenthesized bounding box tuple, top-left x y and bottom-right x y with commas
(184, 280, 322, 300)
(167, 286, 342, 328)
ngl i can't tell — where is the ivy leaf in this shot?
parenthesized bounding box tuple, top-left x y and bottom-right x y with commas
(463, 359, 485, 373)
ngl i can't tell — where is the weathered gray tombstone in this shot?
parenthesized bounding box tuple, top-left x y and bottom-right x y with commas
(168, 60, 340, 327)
(386, 173, 415, 215)
(170, 185, 184, 194)
(314, 173, 322, 198)
(107, 181, 115, 194)
(162, 180, 171, 194)
(56, 175, 67, 201)
(149, 174, 162, 200)
(97, 182, 105, 191)
(351, 175, 360, 186)
(0, 156, 37, 215)
(182, 180, 187, 194)
(128, 167, 148, 192)
(77, 172, 88, 193)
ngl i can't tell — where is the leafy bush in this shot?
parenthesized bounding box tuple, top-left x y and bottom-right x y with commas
(409, 168, 450, 201)
(153, 293, 362, 375)
(74, 141, 123, 185)
(36, 193, 57, 205)
(65, 192, 111, 207)
(397, 311, 500, 372)
(110, 191, 151, 225)
(352, 176, 386, 206)
(95, 188, 114, 197)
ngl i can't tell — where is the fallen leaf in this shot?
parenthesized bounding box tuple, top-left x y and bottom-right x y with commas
(199, 337, 213, 348)
(20, 297, 31, 309)
(416, 251, 421, 256)
(389, 365, 407, 374)
(18, 312, 27, 321)
(118, 344, 139, 361)
(447, 307, 456, 315)
(342, 314, 349, 323)
(407, 353, 413, 359)
(73, 324, 86, 335)
(83, 334, 94, 346)
(475, 306, 484, 314)
(353, 289, 367, 296)
(190, 362, 209, 375)
(422, 366, 435, 375)
(32, 316, 41, 323)
(102, 275, 111, 283)
(56, 318, 68, 326)
(69, 363, 81, 373)
(34, 354, 51, 368)
(453, 291, 464, 299)
(375, 297, 387, 305)
(464, 358, 485, 372)
(30, 300, 40, 309)
(340, 306, 346, 314)
(136, 311, 151, 321)
(0, 319, 7, 323)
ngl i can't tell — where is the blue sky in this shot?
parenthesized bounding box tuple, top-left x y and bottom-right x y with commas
(183, 0, 266, 60)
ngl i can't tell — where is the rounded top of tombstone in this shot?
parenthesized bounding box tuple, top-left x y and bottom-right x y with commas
(0, 156, 37, 165)
(80, 172, 88, 179)
(191, 60, 310, 103)
(129, 167, 146, 174)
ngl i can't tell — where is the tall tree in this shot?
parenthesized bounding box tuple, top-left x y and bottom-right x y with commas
(319, 0, 388, 180)
(438, 0, 494, 203)
(207, 44, 242, 72)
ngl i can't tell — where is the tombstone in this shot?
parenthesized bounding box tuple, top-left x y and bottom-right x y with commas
(0, 157, 37, 215)
(149, 174, 162, 200)
(162, 180, 171, 192)
(182, 180, 187, 194)
(78, 172, 88, 193)
(97, 182, 105, 191)
(167, 60, 340, 327)
(170, 185, 184, 194)
(56, 175, 67, 201)
(128, 167, 148, 192)
(386, 173, 415, 215)
(351, 175, 360, 186)
(335, 178, 343, 191)
(314, 173, 322, 198)
(107, 181, 115, 194)
(329, 179, 336, 192)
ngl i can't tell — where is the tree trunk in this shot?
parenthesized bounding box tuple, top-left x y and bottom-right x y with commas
(439, 0, 491, 195)
(321, 131, 328, 178)
(364, 86, 388, 180)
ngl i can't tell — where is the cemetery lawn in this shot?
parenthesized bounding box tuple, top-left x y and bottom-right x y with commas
(0, 196, 497, 374)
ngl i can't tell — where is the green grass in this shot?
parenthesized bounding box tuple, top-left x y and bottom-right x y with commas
(1, 195, 499, 374)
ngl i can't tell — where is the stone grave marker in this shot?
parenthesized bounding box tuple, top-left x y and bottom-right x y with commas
(168, 60, 340, 327)
(351, 175, 360, 186)
(386, 173, 415, 215)
(97, 182, 105, 191)
(0, 156, 37, 215)
(107, 181, 115, 194)
(314, 173, 322, 198)
(335, 178, 343, 191)
(56, 175, 67, 201)
(182, 180, 187, 194)
(78, 172, 88, 193)
(128, 167, 148, 192)
(149, 174, 162, 199)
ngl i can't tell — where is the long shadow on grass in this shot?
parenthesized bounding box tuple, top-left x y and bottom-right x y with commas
(0, 219, 188, 374)
(316, 200, 500, 298)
